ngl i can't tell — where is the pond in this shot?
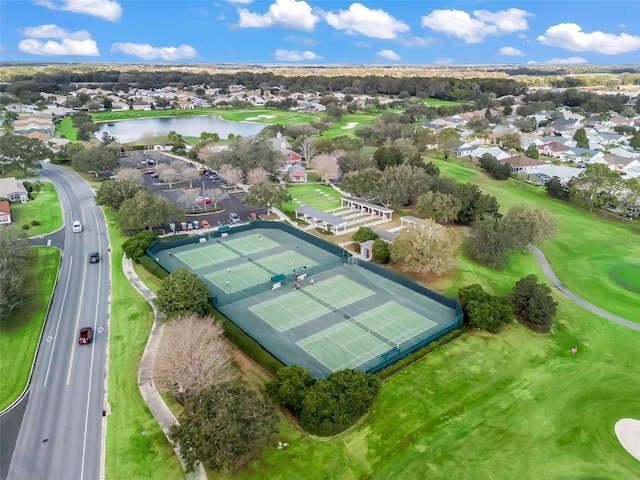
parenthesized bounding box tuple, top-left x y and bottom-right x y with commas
(95, 115, 267, 143)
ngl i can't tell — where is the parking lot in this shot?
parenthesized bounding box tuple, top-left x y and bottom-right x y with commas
(117, 151, 262, 231)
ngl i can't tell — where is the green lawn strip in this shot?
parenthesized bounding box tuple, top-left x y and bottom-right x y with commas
(432, 158, 640, 321)
(0, 247, 60, 410)
(10, 182, 62, 237)
(282, 185, 343, 212)
(55, 116, 78, 140)
(104, 209, 183, 480)
(92, 108, 231, 122)
(318, 114, 377, 139)
(421, 98, 468, 107)
(227, 296, 640, 480)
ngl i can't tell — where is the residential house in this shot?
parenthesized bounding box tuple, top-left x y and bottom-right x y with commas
(177, 100, 195, 110)
(132, 101, 152, 111)
(456, 145, 510, 160)
(539, 141, 571, 158)
(0, 177, 29, 203)
(519, 134, 545, 150)
(526, 165, 582, 185)
(288, 165, 307, 183)
(592, 132, 626, 146)
(500, 155, 548, 173)
(271, 133, 302, 171)
(592, 154, 640, 175)
(559, 147, 604, 164)
(0, 201, 11, 224)
(13, 114, 54, 136)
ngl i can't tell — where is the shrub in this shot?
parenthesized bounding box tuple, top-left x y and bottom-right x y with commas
(22, 224, 30, 230)
(122, 230, 159, 261)
(372, 238, 390, 263)
(139, 255, 169, 280)
(30, 220, 40, 226)
(22, 181, 33, 193)
(352, 227, 378, 243)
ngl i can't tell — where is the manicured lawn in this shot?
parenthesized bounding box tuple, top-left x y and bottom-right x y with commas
(10, 182, 62, 237)
(422, 98, 468, 107)
(219, 109, 319, 125)
(0, 247, 60, 410)
(104, 209, 183, 480)
(281, 184, 343, 212)
(318, 113, 378, 139)
(55, 116, 78, 140)
(431, 158, 640, 322)
(92, 107, 225, 122)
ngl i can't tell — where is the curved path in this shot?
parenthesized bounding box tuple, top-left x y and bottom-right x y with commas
(527, 245, 639, 332)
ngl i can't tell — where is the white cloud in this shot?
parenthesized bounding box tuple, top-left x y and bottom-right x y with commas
(421, 8, 531, 44)
(110, 43, 197, 60)
(237, 0, 318, 31)
(23, 24, 92, 41)
(377, 49, 401, 62)
(499, 46, 525, 56)
(543, 56, 588, 65)
(538, 23, 640, 55)
(325, 3, 409, 40)
(35, 0, 122, 22)
(284, 35, 319, 46)
(274, 49, 321, 61)
(19, 38, 99, 56)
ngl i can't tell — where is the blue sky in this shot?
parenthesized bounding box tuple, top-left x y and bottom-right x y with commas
(1, 0, 639, 65)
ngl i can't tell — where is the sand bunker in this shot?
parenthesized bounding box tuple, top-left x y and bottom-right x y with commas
(244, 117, 259, 120)
(615, 418, 640, 461)
(244, 114, 276, 121)
(257, 114, 275, 119)
(341, 122, 359, 129)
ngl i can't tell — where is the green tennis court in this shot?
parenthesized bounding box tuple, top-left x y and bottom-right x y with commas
(218, 232, 280, 255)
(354, 302, 438, 344)
(205, 261, 272, 293)
(255, 251, 319, 275)
(250, 291, 332, 331)
(297, 322, 393, 371)
(175, 243, 238, 269)
(304, 275, 374, 309)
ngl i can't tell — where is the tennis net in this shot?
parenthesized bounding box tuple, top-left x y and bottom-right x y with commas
(343, 313, 396, 349)
(247, 256, 278, 275)
(299, 288, 337, 312)
(217, 239, 244, 257)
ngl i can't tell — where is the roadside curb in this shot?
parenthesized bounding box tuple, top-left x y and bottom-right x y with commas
(122, 256, 206, 479)
(0, 245, 63, 416)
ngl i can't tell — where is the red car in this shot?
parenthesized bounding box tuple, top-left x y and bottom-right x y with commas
(78, 327, 93, 345)
(196, 196, 212, 205)
(143, 169, 156, 175)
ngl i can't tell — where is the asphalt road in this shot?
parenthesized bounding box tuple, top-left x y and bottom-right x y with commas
(3, 164, 111, 480)
(528, 244, 640, 332)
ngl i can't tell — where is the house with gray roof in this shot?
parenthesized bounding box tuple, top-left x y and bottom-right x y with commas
(0, 177, 29, 203)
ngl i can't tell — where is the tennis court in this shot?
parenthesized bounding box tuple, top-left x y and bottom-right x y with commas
(148, 222, 463, 378)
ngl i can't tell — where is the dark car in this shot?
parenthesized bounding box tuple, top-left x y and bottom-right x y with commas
(89, 252, 100, 264)
(78, 327, 93, 345)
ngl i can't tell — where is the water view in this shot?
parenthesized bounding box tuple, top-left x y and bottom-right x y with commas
(95, 115, 267, 143)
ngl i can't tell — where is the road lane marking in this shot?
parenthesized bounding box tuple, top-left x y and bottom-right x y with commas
(44, 256, 73, 387)
(66, 255, 88, 385)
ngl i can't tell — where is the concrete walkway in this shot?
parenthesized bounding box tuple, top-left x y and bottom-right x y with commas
(122, 256, 206, 480)
(528, 245, 640, 332)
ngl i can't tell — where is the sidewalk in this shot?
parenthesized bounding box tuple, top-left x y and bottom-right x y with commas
(122, 256, 206, 480)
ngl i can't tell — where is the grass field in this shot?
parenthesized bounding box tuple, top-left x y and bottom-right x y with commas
(0, 247, 60, 411)
(281, 184, 343, 212)
(9, 182, 62, 237)
(422, 98, 468, 107)
(54, 117, 78, 140)
(218, 109, 319, 125)
(431, 158, 640, 321)
(318, 113, 378, 139)
(104, 209, 183, 480)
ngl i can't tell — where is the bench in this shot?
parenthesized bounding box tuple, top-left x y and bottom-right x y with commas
(272, 282, 282, 290)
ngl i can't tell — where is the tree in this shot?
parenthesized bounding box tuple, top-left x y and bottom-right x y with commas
(0, 135, 52, 175)
(246, 167, 269, 185)
(458, 284, 490, 310)
(157, 165, 178, 188)
(573, 163, 621, 212)
(121, 230, 158, 260)
(390, 224, 458, 275)
(545, 176, 570, 200)
(167, 130, 186, 154)
(114, 167, 143, 183)
(170, 383, 277, 472)
(452, 183, 500, 223)
(71, 145, 119, 176)
(96, 178, 145, 211)
(373, 146, 403, 170)
(210, 137, 283, 175)
(573, 128, 589, 149)
(467, 117, 491, 134)
(499, 132, 521, 151)
(352, 227, 378, 243)
(511, 275, 558, 330)
(630, 131, 640, 150)
(337, 151, 376, 175)
(155, 268, 211, 317)
(0, 226, 30, 319)
(244, 181, 291, 209)
(310, 154, 340, 184)
(218, 164, 243, 191)
(524, 144, 540, 159)
(100, 131, 116, 145)
(416, 191, 462, 224)
(504, 207, 556, 250)
(296, 137, 317, 168)
(156, 314, 236, 398)
(619, 177, 640, 218)
(378, 164, 430, 208)
(467, 215, 515, 270)
(340, 168, 382, 201)
(372, 238, 390, 263)
(117, 189, 184, 235)
(437, 128, 460, 159)
(181, 168, 201, 189)
(204, 187, 229, 208)
(466, 296, 512, 332)
(265, 365, 316, 416)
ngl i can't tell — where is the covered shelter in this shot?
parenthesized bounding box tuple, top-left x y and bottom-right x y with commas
(340, 197, 393, 221)
(295, 205, 348, 234)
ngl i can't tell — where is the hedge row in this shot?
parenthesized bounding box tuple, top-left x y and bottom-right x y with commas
(375, 329, 465, 380)
(138, 255, 169, 280)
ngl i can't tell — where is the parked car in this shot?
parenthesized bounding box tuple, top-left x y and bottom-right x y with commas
(187, 222, 193, 230)
(150, 173, 159, 179)
(89, 252, 100, 264)
(200, 220, 210, 228)
(209, 173, 221, 181)
(196, 196, 213, 205)
(78, 327, 93, 345)
(140, 159, 156, 166)
(181, 222, 187, 231)
(229, 212, 241, 224)
(193, 220, 200, 229)
(72, 221, 83, 233)
(143, 169, 156, 175)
